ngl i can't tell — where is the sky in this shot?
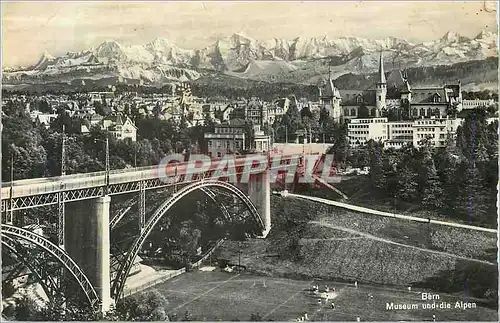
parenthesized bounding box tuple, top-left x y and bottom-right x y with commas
(2, 1, 498, 68)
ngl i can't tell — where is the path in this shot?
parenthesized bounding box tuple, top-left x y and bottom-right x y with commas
(311, 220, 496, 266)
(289, 193, 497, 233)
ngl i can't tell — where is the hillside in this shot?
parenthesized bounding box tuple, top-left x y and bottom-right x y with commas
(217, 196, 498, 306)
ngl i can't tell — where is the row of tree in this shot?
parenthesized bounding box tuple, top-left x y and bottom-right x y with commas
(358, 109, 497, 226)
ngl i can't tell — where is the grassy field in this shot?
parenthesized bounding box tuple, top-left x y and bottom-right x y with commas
(143, 270, 497, 321)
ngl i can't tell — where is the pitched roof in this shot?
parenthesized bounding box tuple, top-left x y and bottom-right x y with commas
(386, 69, 406, 89)
(411, 88, 447, 103)
(228, 118, 247, 127)
(322, 78, 341, 98)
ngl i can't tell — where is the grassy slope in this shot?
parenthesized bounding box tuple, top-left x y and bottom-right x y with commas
(217, 196, 497, 305)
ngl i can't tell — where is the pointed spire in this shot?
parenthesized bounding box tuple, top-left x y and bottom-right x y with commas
(328, 64, 332, 80)
(378, 51, 386, 84)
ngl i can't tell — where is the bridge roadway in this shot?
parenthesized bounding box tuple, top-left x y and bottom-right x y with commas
(1, 154, 307, 212)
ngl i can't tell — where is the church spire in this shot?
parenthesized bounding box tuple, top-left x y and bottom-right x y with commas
(378, 51, 386, 84)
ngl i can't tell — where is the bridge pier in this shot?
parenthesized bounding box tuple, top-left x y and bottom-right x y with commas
(65, 196, 113, 312)
(247, 170, 271, 237)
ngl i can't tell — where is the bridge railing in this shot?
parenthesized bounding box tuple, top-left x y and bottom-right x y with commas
(1, 154, 303, 200)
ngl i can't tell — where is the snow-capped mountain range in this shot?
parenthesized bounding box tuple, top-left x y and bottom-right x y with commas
(3, 30, 498, 85)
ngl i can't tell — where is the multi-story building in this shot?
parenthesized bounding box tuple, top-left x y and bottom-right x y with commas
(251, 125, 271, 153)
(246, 98, 267, 126)
(412, 117, 463, 148)
(89, 91, 116, 106)
(336, 52, 462, 121)
(461, 99, 495, 110)
(318, 70, 342, 122)
(348, 117, 463, 149)
(102, 114, 137, 141)
(267, 98, 289, 125)
(204, 118, 246, 158)
(347, 117, 388, 148)
(384, 121, 414, 149)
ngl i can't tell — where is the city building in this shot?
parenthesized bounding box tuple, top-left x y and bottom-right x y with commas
(204, 118, 246, 158)
(251, 125, 271, 153)
(461, 99, 496, 110)
(267, 98, 289, 125)
(101, 114, 137, 141)
(34, 113, 58, 129)
(347, 117, 463, 149)
(246, 98, 267, 126)
(412, 117, 463, 148)
(336, 52, 463, 121)
(88, 91, 116, 106)
(384, 121, 414, 149)
(318, 69, 342, 122)
(347, 117, 388, 148)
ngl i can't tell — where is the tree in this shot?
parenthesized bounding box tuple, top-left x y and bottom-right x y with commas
(1, 103, 47, 180)
(368, 141, 386, 192)
(115, 290, 170, 321)
(37, 99, 52, 113)
(395, 165, 418, 202)
(422, 169, 444, 210)
(93, 101, 105, 116)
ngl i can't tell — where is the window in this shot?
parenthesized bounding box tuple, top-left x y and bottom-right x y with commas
(208, 141, 212, 147)
(217, 152, 222, 158)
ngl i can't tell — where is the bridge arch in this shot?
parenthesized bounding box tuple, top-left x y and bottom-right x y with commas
(1, 225, 100, 309)
(110, 188, 231, 230)
(111, 180, 264, 299)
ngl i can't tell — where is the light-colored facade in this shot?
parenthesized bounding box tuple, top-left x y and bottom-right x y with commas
(318, 72, 342, 122)
(102, 114, 137, 141)
(348, 117, 463, 149)
(337, 53, 462, 121)
(34, 113, 58, 129)
(204, 119, 246, 158)
(412, 117, 463, 148)
(252, 125, 271, 153)
(246, 98, 267, 126)
(347, 117, 388, 148)
(384, 121, 414, 149)
(462, 99, 495, 110)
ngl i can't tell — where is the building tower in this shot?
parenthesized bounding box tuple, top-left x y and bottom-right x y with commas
(375, 51, 387, 114)
(319, 65, 342, 122)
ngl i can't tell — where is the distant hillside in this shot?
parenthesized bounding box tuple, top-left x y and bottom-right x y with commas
(3, 58, 497, 98)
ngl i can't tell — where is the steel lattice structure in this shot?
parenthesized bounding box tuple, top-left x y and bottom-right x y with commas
(1, 225, 100, 308)
(110, 180, 263, 299)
